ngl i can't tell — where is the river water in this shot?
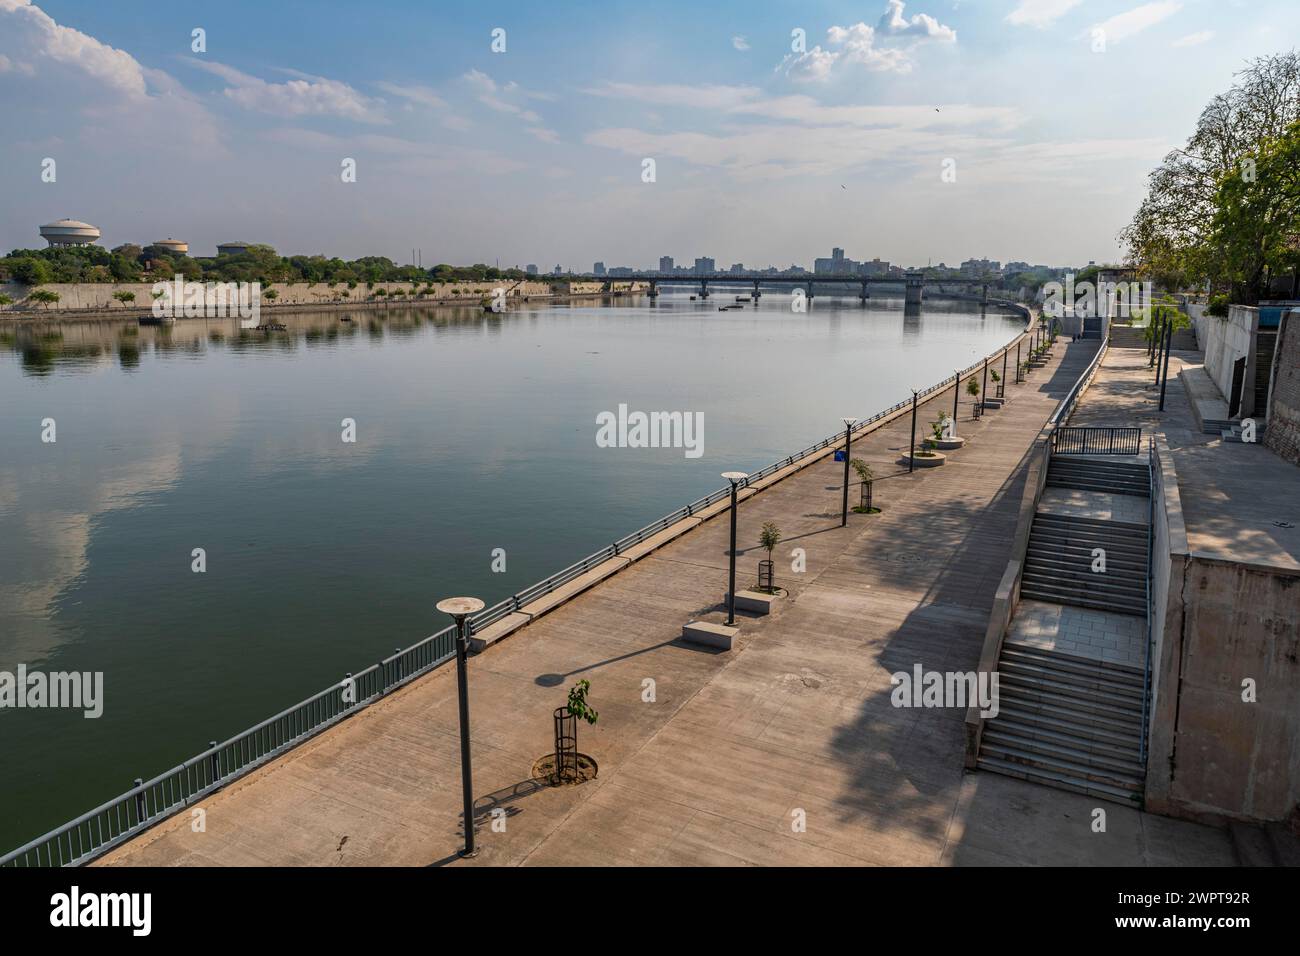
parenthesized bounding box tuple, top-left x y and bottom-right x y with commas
(0, 292, 1023, 851)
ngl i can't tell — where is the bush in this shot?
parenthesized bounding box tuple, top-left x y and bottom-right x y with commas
(1206, 294, 1229, 318)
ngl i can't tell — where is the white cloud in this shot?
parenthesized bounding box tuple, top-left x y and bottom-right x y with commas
(1091, 2, 1183, 44)
(0, 0, 147, 96)
(375, 81, 446, 110)
(732, 35, 749, 51)
(878, 1, 957, 42)
(462, 69, 544, 123)
(778, 10, 956, 82)
(1005, 0, 1085, 28)
(188, 59, 386, 123)
(1171, 29, 1213, 47)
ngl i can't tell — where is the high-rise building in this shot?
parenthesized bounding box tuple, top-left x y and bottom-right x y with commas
(525, 264, 538, 275)
(593, 262, 606, 276)
(694, 257, 715, 274)
(659, 256, 674, 274)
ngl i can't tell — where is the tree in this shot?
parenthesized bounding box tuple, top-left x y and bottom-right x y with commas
(113, 291, 136, 307)
(30, 289, 60, 309)
(1208, 120, 1300, 302)
(9, 257, 53, 285)
(1122, 51, 1300, 296)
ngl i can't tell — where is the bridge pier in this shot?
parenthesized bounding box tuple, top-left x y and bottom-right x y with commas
(805, 280, 814, 301)
(752, 279, 761, 300)
(647, 280, 658, 298)
(699, 279, 709, 300)
(981, 283, 989, 305)
(859, 280, 870, 304)
(904, 272, 925, 307)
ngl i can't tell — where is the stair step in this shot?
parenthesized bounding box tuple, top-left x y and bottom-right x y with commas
(976, 755, 1144, 805)
(1018, 589, 1146, 616)
(983, 726, 1145, 776)
(1000, 644, 1145, 686)
(998, 659, 1144, 700)
(996, 704, 1144, 750)
(1024, 551, 1148, 572)
(1019, 577, 1147, 607)
(993, 691, 1138, 738)
(998, 671, 1146, 712)
(1020, 569, 1148, 597)
(977, 740, 1144, 791)
(987, 712, 1144, 759)
(1032, 515, 1149, 534)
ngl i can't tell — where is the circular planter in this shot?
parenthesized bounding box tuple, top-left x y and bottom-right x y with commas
(927, 436, 966, 450)
(904, 451, 947, 468)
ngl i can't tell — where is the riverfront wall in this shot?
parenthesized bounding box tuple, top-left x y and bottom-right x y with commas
(0, 279, 651, 316)
(1263, 311, 1300, 465)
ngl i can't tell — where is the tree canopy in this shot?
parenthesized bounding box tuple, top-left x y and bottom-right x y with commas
(1121, 50, 1300, 303)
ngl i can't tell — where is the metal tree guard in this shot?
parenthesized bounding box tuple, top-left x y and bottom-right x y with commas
(860, 478, 873, 512)
(553, 706, 578, 783)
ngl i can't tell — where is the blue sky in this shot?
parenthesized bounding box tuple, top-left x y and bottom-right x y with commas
(2, 0, 1295, 269)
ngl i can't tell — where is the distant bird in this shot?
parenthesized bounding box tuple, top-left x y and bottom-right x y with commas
(935, 108, 941, 112)
(841, 184, 847, 189)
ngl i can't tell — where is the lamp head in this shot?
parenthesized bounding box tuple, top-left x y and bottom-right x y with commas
(721, 471, 748, 485)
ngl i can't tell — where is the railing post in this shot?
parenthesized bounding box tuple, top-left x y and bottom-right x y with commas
(133, 779, 146, 824)
(209, 741, 219, 783)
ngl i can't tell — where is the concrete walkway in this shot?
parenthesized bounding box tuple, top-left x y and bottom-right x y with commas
(1069, 345, 1300, 571)
(98, 335, 1234, 867)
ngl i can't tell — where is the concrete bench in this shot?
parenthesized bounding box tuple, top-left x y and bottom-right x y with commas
(724, 589, 777, 615)
(682, 620, 739, 650)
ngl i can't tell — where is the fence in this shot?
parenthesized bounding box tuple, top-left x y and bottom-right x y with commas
(2, 316, 1036, 868)
(1051, 426, 1142, 456)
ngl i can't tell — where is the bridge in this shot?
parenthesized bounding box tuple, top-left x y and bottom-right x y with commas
(573, 271, 1001, 306)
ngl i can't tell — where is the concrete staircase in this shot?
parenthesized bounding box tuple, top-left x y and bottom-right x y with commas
(1047, 456, 1149, 497)
(1020, 513, 1148, 615)
(978, 642, 1146, 805)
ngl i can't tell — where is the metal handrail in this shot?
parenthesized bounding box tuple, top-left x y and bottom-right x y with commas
(3, 316, 1035, 868)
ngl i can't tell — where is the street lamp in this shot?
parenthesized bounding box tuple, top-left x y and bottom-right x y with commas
(840, 417, 856, 527)
(721, 471, 748, 626)
(436, 595, 485, 859)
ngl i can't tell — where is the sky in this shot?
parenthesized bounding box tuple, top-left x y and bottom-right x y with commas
(1, 0, 1295, 270)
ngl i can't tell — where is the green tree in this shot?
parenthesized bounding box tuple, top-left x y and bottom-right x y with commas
(1208, 120, 1300, 302)
(9, 257, 53, 285)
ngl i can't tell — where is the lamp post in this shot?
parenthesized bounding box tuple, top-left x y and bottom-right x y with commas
(953, 369, 960, 422)
(722, 471, 748, 626)
(840, 417, 855, 527)
(436, 595, 485, 859)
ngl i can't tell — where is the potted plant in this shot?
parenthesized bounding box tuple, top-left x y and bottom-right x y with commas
(966, 376, 981, 418)
(851, 459, 879, 513)
(554, 679, 598, 783)
(758, 522, 781, 592)
(990, 367, 1002, 398)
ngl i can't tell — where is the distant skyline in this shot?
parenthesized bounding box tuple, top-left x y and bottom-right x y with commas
(2, 0, 1294, 268)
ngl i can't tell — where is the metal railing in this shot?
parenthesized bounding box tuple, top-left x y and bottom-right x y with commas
(3, 318, 1036, 868)
(1051, 426, 1142, 456)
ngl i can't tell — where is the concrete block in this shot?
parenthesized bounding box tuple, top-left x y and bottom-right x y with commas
(724, 589, 778, 615)
(682, 620, 739, 650)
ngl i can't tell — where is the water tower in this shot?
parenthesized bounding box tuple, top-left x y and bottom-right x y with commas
(40, 219, 101, 247)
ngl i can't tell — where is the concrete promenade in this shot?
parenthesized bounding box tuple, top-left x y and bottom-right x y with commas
(99, 335, 1234, 867)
